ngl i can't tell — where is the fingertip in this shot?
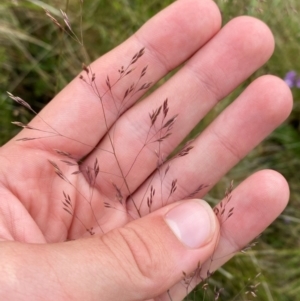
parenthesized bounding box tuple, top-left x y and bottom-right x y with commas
(178, 0, 222, 30)
(202, 0, 222, 32)
(269, 75, 293, 119)
(135, 0, 222, 71)
(225, 16, 275, 64)
(213, 170, 290, 253)
(250, 75, 293, 124)
(250, 169, 290, 213)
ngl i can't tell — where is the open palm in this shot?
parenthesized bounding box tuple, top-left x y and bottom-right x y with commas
(0, 1, 292, 300)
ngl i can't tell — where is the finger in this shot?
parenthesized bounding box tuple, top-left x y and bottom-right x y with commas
(82, 16, 275, 204)
(162, 169, 289, 301)
(2, 199, 219, 301)
(12, 0, 221, 158)
(128, 75, 292, 215)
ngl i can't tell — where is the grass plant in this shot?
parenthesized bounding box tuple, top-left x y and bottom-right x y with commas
(1, 0, 300, 300)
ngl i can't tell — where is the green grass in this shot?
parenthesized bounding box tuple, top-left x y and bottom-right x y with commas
(1, 0, 300, 300)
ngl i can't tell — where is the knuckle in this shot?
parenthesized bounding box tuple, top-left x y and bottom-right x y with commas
(211, 128, 241, 160)
(102, 224, 169, 294)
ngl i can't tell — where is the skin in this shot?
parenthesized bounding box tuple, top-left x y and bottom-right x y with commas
(0, 0, 293, 300)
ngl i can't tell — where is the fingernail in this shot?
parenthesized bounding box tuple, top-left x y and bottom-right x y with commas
(164, 200, 216, 249)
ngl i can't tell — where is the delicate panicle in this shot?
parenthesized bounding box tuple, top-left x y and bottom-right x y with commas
(187, 184, 208, 198)
(149, 105, 162, 125)
(140, 66, 148, 78)
(48, 160, 71, 184)
(45, 9, 63, 30)
(106, 76, 111, 89)
(214, 181, 235, 224)
(112, 183, 123, 205)
(162, 114, 178, 130)
(16, 137, 38, 141)
(147, 185, 155, 212)
(82, 63, 89, 74)
(60, 160, 78, 166)
(7, 92, 35, 113)
(11, 121, 34, 130)
(55, 149, 72, 158)
(169, 179, 177, 197)
(138, 82, 152, 92)
(163, 98, 169, 117)
(131, 47, 145, 64)
(4, 11, 252, 296)
(94, 158, 100, 178)
(60, 9, 72, 32)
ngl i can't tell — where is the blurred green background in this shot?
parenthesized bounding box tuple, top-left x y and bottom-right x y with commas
(1, 0, 300, 300)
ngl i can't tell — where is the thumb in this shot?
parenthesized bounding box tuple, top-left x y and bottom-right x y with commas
(91, 199, 219, 301)
(2, 200, 219, 301)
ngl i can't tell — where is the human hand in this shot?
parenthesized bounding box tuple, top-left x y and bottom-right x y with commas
(0, 0, 292, 300)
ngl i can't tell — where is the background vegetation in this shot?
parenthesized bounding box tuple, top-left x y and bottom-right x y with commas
(0, 0, 300, 300)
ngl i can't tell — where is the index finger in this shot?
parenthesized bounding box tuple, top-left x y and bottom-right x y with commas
(11, 0, 221, 159)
